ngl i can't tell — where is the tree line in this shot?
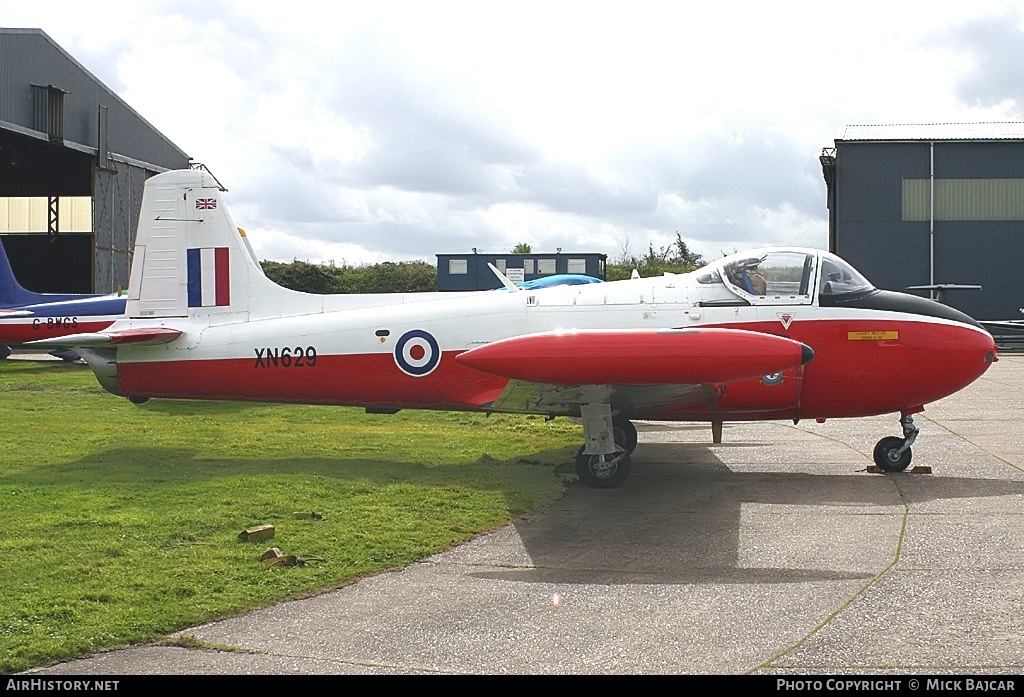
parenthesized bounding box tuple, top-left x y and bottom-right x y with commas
(260, 259, 438, 294)
(260, 233, 705, 294)
(605, 233, 705, 281)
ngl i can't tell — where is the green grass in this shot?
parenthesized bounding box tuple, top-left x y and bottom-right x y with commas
(0, 360, 583, 673)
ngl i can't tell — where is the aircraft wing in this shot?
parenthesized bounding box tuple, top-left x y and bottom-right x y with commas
(454, 328, 813, 385)
(25, 328, 183, 348)
(0, 308, 33, 318)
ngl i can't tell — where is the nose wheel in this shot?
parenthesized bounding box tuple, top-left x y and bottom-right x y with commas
(872, 414, 919, 472)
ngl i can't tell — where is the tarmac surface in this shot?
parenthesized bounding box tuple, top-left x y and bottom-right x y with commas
(18, 353, 1024, 675)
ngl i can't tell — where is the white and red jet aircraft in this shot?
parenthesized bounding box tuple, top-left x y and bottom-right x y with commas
(28, 169, 998, 488)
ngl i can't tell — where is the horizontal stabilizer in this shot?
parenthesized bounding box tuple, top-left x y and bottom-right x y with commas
(454, 328, 813, 385)
(26, 328, 183, 348)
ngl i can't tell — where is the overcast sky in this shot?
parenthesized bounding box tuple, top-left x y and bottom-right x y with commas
(6, 1, 1024, 266)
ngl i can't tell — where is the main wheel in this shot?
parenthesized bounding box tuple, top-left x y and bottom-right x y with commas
(613, 417, 638, 454)
(873, 436, 912, 472)
(575, 448, 631, 489)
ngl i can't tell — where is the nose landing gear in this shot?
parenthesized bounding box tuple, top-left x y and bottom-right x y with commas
(872, 413, 920, 472)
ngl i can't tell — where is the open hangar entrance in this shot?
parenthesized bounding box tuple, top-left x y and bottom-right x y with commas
(1, 127, 95, 292)
(0, 28, 191, 295)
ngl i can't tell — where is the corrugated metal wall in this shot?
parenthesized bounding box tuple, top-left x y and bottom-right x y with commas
(94, 165, 152, 293)
(0, 197, 92, 232)
(0, 29, 189, 168)
(833, 139, 1024, 321)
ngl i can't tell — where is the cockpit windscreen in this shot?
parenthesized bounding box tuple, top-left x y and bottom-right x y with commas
(818, 256, 874, 298)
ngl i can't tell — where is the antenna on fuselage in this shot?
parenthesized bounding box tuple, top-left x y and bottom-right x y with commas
(488, 263, 521, 292)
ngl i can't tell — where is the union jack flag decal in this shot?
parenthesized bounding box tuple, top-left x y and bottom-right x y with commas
(196, 198, 217, 210)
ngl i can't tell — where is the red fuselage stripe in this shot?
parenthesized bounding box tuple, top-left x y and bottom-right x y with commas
(114, 317, 996, 421)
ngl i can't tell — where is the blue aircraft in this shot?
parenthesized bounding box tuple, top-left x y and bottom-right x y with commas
(491, 273, 605, 291)
(0, 239, 126, 360)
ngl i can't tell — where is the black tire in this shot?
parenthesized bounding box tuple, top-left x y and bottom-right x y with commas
(128, 395, 150, 405)
(0, 345, 11, 360)
(575, 448, 631, 488)
(613, 417, 638, 454)
(48, 348, 81, 362)
(873, 436, 912, 472)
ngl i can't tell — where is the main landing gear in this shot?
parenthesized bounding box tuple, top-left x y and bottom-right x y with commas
(872, 413, 920, 472)
(575, 404, 637, 489)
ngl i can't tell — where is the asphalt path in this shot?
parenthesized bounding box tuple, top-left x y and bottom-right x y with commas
(17, 354, 1024, 676)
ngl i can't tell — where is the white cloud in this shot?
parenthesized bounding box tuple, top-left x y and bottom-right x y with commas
(5, 0, 1024, 265)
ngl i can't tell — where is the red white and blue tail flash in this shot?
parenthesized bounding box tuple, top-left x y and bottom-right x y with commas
(187, 248, 230, 307)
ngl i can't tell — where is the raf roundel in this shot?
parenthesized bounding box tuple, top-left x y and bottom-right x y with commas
(394, 329, 441, 377)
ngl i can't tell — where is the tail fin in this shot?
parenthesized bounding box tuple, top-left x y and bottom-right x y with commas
(0, 237, 30, 306)
(126, 169, 294, 320)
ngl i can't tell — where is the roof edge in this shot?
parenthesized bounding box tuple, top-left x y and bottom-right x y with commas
(0, 27, 190, 161)
(836, 122, 1024, 142)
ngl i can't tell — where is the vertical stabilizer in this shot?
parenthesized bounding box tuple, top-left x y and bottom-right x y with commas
(126, 170, 268, 320)
(0, 238, 31, 306)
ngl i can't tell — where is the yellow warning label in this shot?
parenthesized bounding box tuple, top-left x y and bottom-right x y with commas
(847, 330, 899, 341)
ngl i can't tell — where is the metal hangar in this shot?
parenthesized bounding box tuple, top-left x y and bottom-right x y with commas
(821, 122, 1024, 325)
(0, 28, 191, 294)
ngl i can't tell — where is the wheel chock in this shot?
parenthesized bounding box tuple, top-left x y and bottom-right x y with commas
(865, 465, 932, 474)
(260, 547, 294, 565)
(239, 524, 276, 541)
(293, 511, 323, 520)
(260, 547, 308, 567)
(264, 552, 301, 567)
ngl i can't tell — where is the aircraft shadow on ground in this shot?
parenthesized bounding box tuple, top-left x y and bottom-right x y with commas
(1, 446, 574, 499)
(472, 439, 1024, 586)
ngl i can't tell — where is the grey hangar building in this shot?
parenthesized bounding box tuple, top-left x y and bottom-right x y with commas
(2, 28, 1023, 336)
(821, 122, 1024, 328)
(0, 28, 189, 296)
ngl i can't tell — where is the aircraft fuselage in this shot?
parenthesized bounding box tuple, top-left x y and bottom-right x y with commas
(106, 275, 995, 424)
